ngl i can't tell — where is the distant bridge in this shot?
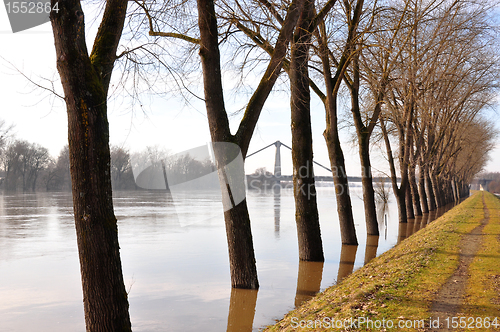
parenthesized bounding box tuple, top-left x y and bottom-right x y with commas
(470, 178, 494, 192)
(246, 141, 495, 192)
(246, 141, 389, 185)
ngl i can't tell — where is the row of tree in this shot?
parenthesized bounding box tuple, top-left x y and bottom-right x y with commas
(0, 132, 219, 192)
(42, 0, 498, 329)
(137, 0, 498, 287)
(0, 140, 70, 192)
(480, 172, 500, 193)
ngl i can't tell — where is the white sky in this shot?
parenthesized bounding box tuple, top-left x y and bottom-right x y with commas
(0, 6, 499, 178)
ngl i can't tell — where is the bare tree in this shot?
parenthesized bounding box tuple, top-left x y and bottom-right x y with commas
(45, 145, 71, 191)
(289, 0, 331, 262)
(0, 119, 14, 150)
(378, 0, 499, 222)
(50, 0, 132, 329)
(110, 146, 136, 190)
(195, 0, 308, 288)
(314, 0, 365, 244)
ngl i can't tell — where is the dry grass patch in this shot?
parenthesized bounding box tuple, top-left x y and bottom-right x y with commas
(264, 193, 484, 332)
(461, 192, 500, 331)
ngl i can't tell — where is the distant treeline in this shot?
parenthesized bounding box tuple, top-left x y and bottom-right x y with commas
(0, 140, 136, 192)
(480, 172, 500, 194)
(0, 140, 68, 191)
(0, 138, 220, 192)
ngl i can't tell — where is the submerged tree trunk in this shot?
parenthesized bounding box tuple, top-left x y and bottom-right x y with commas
(425, 169, 436, 211)
(430, 171, 443, 208)
(222, 199, 260, 288)
(349, 55, 379, 236)
(405, 184, 415, 219)
(418, 162, 429, 213)
(316, 5, 363, 245)
(197, 0, 258, 289)
(408, 155, 422, 216)
(380, 117, 408, 223)
(324, 125, 358, 244)
(359, 135, 379, 234)
(197, 0, 306, 288)
(50, 0, 132, 330)
(290, 0, 324, 261)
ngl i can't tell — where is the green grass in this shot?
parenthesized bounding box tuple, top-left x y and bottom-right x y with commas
(264, 192, 486, 331)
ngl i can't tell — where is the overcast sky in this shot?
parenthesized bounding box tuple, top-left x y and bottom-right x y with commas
(1, 6, 499, 178)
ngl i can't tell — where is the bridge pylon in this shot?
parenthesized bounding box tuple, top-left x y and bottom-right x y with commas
(274, 141, 281, 177)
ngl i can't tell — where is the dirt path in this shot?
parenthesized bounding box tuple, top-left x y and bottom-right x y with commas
(428, 192, 490, 331)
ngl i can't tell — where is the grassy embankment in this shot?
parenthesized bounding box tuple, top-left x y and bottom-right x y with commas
(265, 191, 499, 331)
(462, 193, 500, 329)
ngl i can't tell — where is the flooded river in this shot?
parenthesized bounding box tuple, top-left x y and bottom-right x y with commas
(0, 187, 450, 331)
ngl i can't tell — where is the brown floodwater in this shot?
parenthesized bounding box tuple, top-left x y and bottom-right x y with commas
(0, 187, 456, 331)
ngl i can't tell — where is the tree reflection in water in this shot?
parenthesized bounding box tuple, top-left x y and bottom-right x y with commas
(294, 261, 324, 307)
(337, 244, 358, 284)
(226, 288, 258, 332)
(364, 235, 380, 265)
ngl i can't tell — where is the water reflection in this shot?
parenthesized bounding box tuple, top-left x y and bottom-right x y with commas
(397, 222, 407, 244)
(421, 213, 430, 227)
(428, 208, 437, 223)
(364, 235, 379, 265)
(376, 199, 390, 241)
(0, 189, 462, 332)
(294, 261, 324, 307)
(413, 216, 423, 233)
(406, 219, 415, 238)
(337, 245, 358, 284)
(274, 190, 280, 238)
(226, 288, 258, 332)
(435, 206, 447, 220)
(396, 201, 459, 243)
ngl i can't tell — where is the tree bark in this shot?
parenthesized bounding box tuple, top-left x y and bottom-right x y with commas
(197, 0, 306, 287)
(425, 169, 436, 211)
(290, 0, 324, 261)
(380, 117, 408, 223)
(50, 0, 132, 330)
(324, 125, 358, 244)
(197, 0, 259, 289)
(418, 162, 429, 213)
(316, 0, 364, 245)
(430, 171, 443, 208)
(234, 0, 308, 157)
(408, 150, 422, 216)
(349, 55, 379, 235)
(405, 184, 415, 219)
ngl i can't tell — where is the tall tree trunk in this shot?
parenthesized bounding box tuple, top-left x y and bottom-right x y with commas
(317, 12, 362, 245)
(405, 184, 415, 219)
(359, 135, 379, 234)
(290, 0, 324, 261)
(380, 118, 408, 223)
(222, 199, 259, 288)
(404, 127, 415, 219)
(408, 152, 422, 216)
(197, 0, 259, 289)
(349, 55, 379, 236)
(324, 125, 358, 244)
(50, 0, 132, 330)
(430, 172, 443, 208)
(425, 169, 436, 211)
(197, 0, 306, 288)
(395, 187, 408, 223)
(418, 162, 429, 213)
(452, 178, 460, 202)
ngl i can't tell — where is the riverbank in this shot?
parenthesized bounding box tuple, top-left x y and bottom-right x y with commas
(264, 191, 500, 331)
